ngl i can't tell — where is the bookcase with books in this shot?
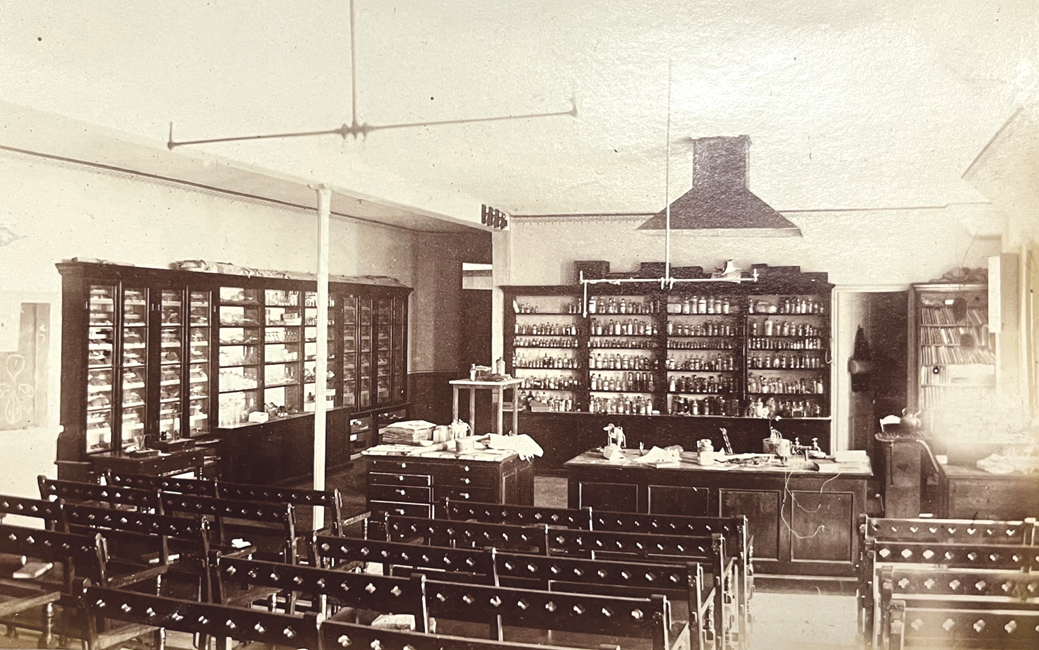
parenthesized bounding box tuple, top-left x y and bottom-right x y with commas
(908, 283, 995, 433)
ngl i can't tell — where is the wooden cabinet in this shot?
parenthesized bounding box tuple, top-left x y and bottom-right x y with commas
(58, 260, 411, 484)
(365, 448, 535, 517)
(503, 262, 832, 424)
(938, 464, 1039, 520)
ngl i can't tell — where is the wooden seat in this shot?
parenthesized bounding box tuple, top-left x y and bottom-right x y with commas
(159, 492, 298, 564)
(78, 582, 322, 650)
(38, 477, 162, 512)
(0, 523, 166, 648)
(858, 515, 1039, 648)
(879, 566, 1039, 649)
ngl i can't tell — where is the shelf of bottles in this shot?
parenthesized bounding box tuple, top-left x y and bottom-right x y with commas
(391, 296, 407, 403)
(744, 295, 829, 419)
(341, 294, 358, 409)
(186, 291, 211, 436)
(510, 295, 583, 413)
(119, 287, 150, 451)
(217, 287, 261, 426)
(358, 298, 373, 409)
(86, 285, 117, 452)
(374, 299, 392, 405)
(911, 285, 995, 424)
(587, 295, 660, 415)
(303, 291, 336, 413)
(263, 289, 304, 417)
(665, 294, 742, 416)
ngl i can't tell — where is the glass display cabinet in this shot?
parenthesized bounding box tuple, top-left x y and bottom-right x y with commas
(58, 260, 411, 483)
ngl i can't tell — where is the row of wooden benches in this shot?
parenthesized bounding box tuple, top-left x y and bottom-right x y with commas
(3, 475, 754, 650)
(856, 515, 1039, 649)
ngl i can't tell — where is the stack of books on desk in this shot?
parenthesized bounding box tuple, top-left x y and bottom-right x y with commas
(380, 420, 435, 445)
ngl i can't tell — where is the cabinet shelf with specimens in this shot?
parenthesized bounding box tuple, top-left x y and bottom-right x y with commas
(57, 260, 411, 477)
(502, 263, 833, 422)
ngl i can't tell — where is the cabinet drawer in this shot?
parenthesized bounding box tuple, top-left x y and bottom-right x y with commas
(438, 462, 498, 481)
(370, 500, 432, 518)
(369, 459, 434, 475)
(436, 473, 496, 489)
(434, 486, 496, 503)
(369, 472, 432, 487)
(369, 484, 432, 504)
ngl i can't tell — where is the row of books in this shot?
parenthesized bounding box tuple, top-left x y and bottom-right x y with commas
(920, 305, 986, 326)
(919, 346, 995, 365)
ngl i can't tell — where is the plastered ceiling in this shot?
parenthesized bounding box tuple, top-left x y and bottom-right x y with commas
(2, 0, 1037, 221)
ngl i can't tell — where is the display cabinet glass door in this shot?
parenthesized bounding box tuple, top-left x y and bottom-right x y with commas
(303, 291, 336, 413)
(157, 289, 184, 440)
(391, 296, 406, 403)
(120, 287, 150, 451)
(186, 290, 211, 436)
(358, 298, 373, 408)
(341, 294, 358, 409)
(218, 287, 261, 426)
(86, 284, 117, 453)
(263, 289, 303, 415)
(375, 298, 392, 405)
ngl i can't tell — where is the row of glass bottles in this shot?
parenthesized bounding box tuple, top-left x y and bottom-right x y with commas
(512, 353, 580, 369)
(748, 353, 824, 369)
(749, 320, 823, 337)
(514, 322, 579, 336)
(670, 395, 741, 417)
(590, 372, 655, 393)
(519, 375, 580, 390)
(589, 338, 658, 349)
(747, 376, 825, 394)
(668, 374, 738, 394)
(668, 339, 739, 350)
(520, 391, 577, 412)
(514, 337, 580, 348)
(589, 319, 658, 337)
(590, 353, 656, 370)
(666, 354, 736, 371)
(667, 296, 732, 315)
(587, 297, 660, 315)
(748, 297, 825, 315)
(748, 337, 825, 350)
(515, 301, 580, 314)
(588, 394, 655, 415)
(667, 321, 736, 337)
(747, 397, 823, 418)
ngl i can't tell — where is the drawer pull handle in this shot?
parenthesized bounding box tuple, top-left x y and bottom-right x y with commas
(395, 509, 405, 515)
(461, 478, 471, 485)
(396, 489, 406, 496)
(460, 493, 470, 500)
(463, 466, 470, 472)
(401, 463, 407, 469)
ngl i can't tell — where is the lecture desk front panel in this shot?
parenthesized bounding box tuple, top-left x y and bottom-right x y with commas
(364, 444, 535, 517)
(564, 449, 872, 580)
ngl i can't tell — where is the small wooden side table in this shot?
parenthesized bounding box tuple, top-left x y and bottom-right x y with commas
(449, 378, 523, 435)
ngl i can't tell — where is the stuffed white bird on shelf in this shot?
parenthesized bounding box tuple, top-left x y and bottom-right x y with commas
(713, 259, 741, 279)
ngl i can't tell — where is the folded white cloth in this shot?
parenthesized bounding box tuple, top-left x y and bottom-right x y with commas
(487, 433, 544, 460)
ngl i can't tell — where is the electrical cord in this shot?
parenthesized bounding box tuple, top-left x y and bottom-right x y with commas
(780, 468, 844, 540)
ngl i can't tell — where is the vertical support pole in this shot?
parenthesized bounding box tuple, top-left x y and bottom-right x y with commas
(313, 185, 332, 531)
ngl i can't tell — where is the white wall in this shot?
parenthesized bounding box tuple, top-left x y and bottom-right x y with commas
(0, 148, 432, 493)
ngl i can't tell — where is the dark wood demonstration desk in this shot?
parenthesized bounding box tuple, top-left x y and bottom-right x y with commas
(88, 446, 209, 478)
(365, 444, 535, 518)
(937, 463, 1039, 520)
(565, 448, 872, 584)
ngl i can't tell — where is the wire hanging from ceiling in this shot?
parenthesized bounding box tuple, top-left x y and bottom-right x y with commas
(167, 0, 576, 150)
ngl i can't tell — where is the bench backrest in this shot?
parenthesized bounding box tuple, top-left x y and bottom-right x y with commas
(0, 493, 66, 529)
(159, 492, 297, 562)
(0, 523, 107, 587)
(310, 535, 494, 577)
(889, 597, 1039, 649)
(105, 471, 219, 497)
(440, 499, 592, 528)
(880, 565, 1039, 601)
(870, 540, 1039, 572)
(423, 577, 675, 650)
(863, 515, 1038, 546)
(80, 584, 321, 650)
(320, 618, 578, 650)
(38, 476, 161, 511)
(214, 556, 427, 632)
(381, 515, 549, 554)
(215, 482, 345, 535)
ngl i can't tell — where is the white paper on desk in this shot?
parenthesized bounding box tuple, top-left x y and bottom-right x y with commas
(813, 460, 844, 474)
(632, 446, 676, 465)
